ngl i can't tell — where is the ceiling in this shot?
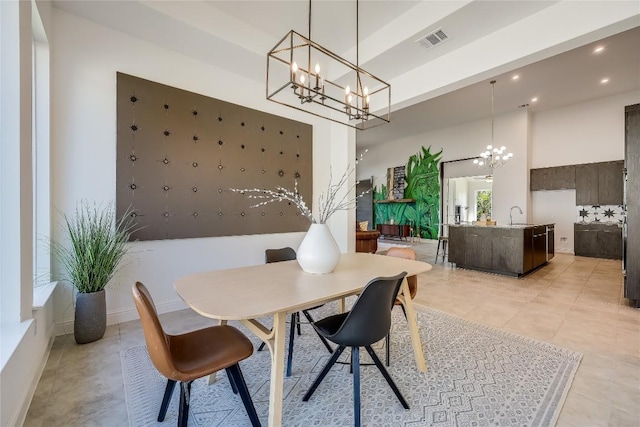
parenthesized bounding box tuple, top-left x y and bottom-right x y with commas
(359, 25, 640, 148)
(51, 1, 640, 148)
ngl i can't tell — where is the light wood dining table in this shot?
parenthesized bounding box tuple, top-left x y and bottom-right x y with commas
(174, 252, 432, 427)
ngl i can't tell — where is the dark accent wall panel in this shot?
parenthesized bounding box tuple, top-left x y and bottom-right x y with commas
(116, 72, 312, 241)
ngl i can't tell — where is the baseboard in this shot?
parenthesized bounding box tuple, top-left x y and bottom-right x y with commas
(54, 298, 189, 336)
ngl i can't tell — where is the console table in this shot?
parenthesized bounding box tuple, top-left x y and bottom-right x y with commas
(377, 224, 411, 240)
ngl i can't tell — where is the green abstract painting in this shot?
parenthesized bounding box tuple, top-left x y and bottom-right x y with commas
(374, 146, 443, 239)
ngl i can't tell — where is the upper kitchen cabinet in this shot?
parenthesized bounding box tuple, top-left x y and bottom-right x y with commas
(598, 160, 624, 205)
(575, 161, 624, 206)
(575, 163, 599, 205)
(530, 166, 575, 191)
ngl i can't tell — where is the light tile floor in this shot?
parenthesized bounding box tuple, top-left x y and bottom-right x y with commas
(25, 240, 640, 426)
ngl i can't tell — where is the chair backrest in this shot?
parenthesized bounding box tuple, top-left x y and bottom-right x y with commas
(265, 247, 296, 263)
(386, 248, 418, 299)
(132, 282, 177, 379)
(385, 247, 416, 261)
(328, 272, 407, 347)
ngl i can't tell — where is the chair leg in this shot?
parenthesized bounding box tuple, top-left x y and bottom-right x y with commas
(178, 381, 192, 427)
(435, 240, 441, 263)
(227, 363, 261, 427)
(443, 240, 448, 261)
(286, 313, 296, 377)
(157, 379, 177, 422)
(296, 312, 302, 335)
(301, 310, 333, 353)
(302, 346, 346, 402)
(364, 346, 409, 409)
(257, 342, 266, 351)
(385, 333, 390, 367)
(352, 346, 361, 427)
(226, 367, 238, 394)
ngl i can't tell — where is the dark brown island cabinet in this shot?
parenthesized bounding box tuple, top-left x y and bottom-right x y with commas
(448, 224, 554, 277)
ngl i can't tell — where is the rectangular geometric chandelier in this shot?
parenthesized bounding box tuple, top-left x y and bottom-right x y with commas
(266, 1, 391, 131)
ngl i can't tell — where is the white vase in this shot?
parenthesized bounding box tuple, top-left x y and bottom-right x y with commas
(297, 223, 341, 274)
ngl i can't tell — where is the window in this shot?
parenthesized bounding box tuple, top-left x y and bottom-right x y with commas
(476, 190, 492, 220)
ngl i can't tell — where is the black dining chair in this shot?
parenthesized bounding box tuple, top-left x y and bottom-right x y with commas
(257, 247, 333, 377)
(302, 272, 409, 427)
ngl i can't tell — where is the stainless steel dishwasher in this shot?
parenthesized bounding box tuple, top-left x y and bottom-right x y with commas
(546, 224, 555, 261)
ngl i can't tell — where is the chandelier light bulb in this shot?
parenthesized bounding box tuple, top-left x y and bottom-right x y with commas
(487, 145, 492, 150)
(479, 161, 484, 166)
(473, 159, 479, 164)
(300, 74, 305, 84)
(501, 146, 506, 151)
(292, 62, 298, 72)
(345, 85, 350, 95)
(364, 86, 369, 96)
(315, 63, 320, 73)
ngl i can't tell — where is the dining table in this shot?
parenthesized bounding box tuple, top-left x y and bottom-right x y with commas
(174, 252, 432, 427)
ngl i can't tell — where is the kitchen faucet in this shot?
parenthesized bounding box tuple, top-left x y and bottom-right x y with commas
(510, 205, 523, 225)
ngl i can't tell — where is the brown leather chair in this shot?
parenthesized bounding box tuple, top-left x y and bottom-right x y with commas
(384, 247, 418, 366)
(132, 282, 261, 427)
(386, 247, 418, 302)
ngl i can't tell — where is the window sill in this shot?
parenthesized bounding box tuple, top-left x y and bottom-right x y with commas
(33, 281, 57, 310)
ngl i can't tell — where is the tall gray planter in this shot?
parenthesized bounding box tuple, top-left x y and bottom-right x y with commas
(74, 289, 107, 344)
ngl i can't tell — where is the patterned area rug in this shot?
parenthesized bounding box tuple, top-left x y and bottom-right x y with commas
(121, 303, 581, 427)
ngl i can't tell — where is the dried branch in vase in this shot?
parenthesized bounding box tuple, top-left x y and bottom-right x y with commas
(231, 166, 370, 224)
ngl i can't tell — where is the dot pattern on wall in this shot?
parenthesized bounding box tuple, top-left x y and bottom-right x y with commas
(116, 72, 312, 241)
(576, 205, 625, 224)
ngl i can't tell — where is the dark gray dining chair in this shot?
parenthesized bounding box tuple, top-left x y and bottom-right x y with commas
(302, 272, 409, 427)
(257, 247, 333, 377)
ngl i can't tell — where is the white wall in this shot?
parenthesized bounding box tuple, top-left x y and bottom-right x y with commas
(532, 190, 576, 253)
(531, 91, 638, 168)
(50, 9, 351, 332)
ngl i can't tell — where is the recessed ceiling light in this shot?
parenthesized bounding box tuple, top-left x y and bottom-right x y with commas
(531, 97, 538, 103)
(593, 46, 605, 53)
(512, 75, 519, 80)
(601, 77, 610, 84)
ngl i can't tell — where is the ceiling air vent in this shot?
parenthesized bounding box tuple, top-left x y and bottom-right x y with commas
(416, 28, 449, 50)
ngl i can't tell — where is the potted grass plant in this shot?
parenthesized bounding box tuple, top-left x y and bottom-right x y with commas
(52, 201, 135, 344)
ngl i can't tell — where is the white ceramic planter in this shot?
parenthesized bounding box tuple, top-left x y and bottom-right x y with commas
(297, 223, 341, 274)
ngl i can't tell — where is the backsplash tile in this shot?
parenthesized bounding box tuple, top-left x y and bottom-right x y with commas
(576, 205, 625, 223)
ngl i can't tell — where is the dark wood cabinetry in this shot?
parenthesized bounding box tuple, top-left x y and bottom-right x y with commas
(464, 227, 492, 269)
(575, 161, 624, 205)
(625, 104, 640, 304)
(377, 224, 411, 240)
(574, 223, 622, 259)
(532, 161, 623, 206)
(530, 166, 575, 191)
(491, 228, 527, 273)
(449, 224, 551, 276)
(598, 161, 624, 205)
(575, 164, 600, 205)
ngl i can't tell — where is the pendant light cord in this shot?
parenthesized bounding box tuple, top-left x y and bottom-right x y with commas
(490, 80, 496, 144)
(308, 0, 311, 40)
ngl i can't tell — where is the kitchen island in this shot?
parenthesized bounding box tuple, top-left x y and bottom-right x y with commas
(448, 223, 554, 276)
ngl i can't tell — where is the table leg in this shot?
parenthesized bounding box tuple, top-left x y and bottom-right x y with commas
(267, 311, 287, 427)
(241, 312, 287, 427)
(397, 278, 427, 372)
